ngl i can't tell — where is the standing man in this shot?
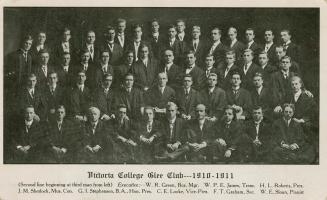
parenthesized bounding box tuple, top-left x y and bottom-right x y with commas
(239, 49, 261, 90)
(53, 27, 76, 65)
(147, 19, 164, 60)
(81, 30, 99, 64)
(34, 49, 55, 88)
(56, 52, 74, 88)
(115, 18, 128, 50)
(160, 49, 181, 90)
(244, 28, 262, 60)
(162, 25, 185, 66)
(188, 25, 206, 67)
(227, 27, 245, 63)
(207, 27, 226, 67)
(31, 31, 51, 65)
(94, 50, 114, 88)
(280, 29, 300, 63)
(126, 24, 151, 61)
(101, 25, 124, 65)
(113, 50, 134, 89)
(217, 51, 239, 90)
(263, 29, 277, 62)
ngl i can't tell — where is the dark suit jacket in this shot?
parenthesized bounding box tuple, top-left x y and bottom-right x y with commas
(238, 62, 262, 90)
(260, 63, 277, 84)
(125, 40, 152, 61)
(161, 39, 186, 66)
(43, 85, 67, 112)
(115, 33, 130, 50)
(93, 87, 116, 117)
(113, 63, 132, 89)
(250, 87, 276, 118)
(161, 117, 185, 144)
(199, 87, 227, 119)
(146, 33, 165, 60)
(131, 58, 159, 89)
(206, 42, 227, 66)
(176, 88, 200, 118)
(114, 87, 144, 119)
(226, 87, 253, 118)
(82, 120, 111, 149)
(212, 120, 242, 150)
(94, 64, 114, 88)
(52, 41, 77, 64)
(285, 42, 300, 62)
(244, 120, 272, 148)
(33, 65, 55, 87)
(265, 43, 277, 63)
(187, 39, 207, 66)
(100, 42, 124, 65)
(74, 63, 97, 89)
(30, 44, 52, 66)
(108, 118, 135, 141)
(159, 63, 181, 90)
(68, 85, 92, 116)
(184, 119, 214, 144)
(228, 40, 246, 61)
(246, 41, 262, 58)
(217, 64, 239, 90)
(180, 65, 206, 91)
(78, 43, 100, 64)
(145, 86, 176, 109)
(132, 120, 163, 140)
(56, 65, 75, 88)
(270, 71, 296, 105)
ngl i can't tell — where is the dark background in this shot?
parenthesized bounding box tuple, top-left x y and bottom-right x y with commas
(4, 7, 319, 95)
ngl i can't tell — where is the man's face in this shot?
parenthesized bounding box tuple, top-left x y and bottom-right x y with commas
(124, 75, 134, 88)
(211, 29, 221, 41)
(88, 109, 100, 122)
(186, 53, 196, 66)
(280, 31, 291, 43)
(63, 30, 71, 42)
(253, 76, 263, 88)
(280, 58, 291, 71)
(258, 54, 269, 66)
(126, 52, 134, 64)
(86, 32, 96, 44)
(151, 21, 160, 33)
(56, 108, 66, 121)
(40, 53, 50, 65)
(103, 75, 113, 88)
(23, 39, 33, 51)
(245, 30, 255, 42)
(224, 108, 234, 122)
(25, 107, 35, 121)
(117, 22, 126, 33)
(118, 107, 127, 119)
(140, 47, 149, 59)
(243, 52, 253, 63)
(101, 52, 110, 64)
(27, 76, 37, 88)
(145, 109, 154, 122)
(48, 73, 58, 85)
(164, 50, 174, 64)
(195, 105, 206, 120)
(275, 47, 286, 60)
(38, 33, 46, 44)
(62, 54, 71, 66)
(264, 30, 274, 43)
(228, 30, 237, 40)
(77, 72, 86, 84)
(231, 74, 241, 87)
(225, 54, 235, 65)
(183, 77, 193, 88)
(205, 56, 214, 68)
(134, 27, 142, 39)
(176, 22, 185, 33)
(207, 76, 217, 87)
(192, 28, 201, 39)
(166, 106, 177, 119)
(252, 109, 263, 122)
(283, 106, 294, 120)
(168, 28, 177, 39)
(291, 79, 302, 93)
(105, 29, 115, 41)
(158, 74, 168, 87)
(81, 53, 90, 63)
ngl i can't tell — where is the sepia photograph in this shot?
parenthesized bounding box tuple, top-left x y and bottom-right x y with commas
(3, 7, 319, 165)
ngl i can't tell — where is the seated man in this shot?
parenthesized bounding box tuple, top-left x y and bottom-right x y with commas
(155, 102, 188, 162)
(46, 105, 81, 163)
(199, 73, 227, 122)
(183, 104, 214, 162)
(132, 106, 163, 164)
(271, 104, 315, 164)
(244, 106, 272, 163)
(94, 50, 114, 88)
(109, 104, 138, 163)
(79, 107, 113, 163)
(211, 106, 244, 163)
(217, 51, 239, 90)
(11, 105, 46, 163)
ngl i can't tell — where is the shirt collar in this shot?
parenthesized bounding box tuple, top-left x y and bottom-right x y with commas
(25, 120, 33, 126)
(247, 40, 254, 47)
(285, 40, 291, 45)
(294, 90, 302, 97)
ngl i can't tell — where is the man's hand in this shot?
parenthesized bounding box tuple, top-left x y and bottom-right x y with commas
(194, 143, 206, 152)
(293, 118, 305, 123)
(216, 138, 227, 146)
(100, 114, 111, 121)
(61, 148, 67, 154)
(171, 142, 180, 151)
(290, 143, 299, 150)
(126, 139, 137, 146)
(304, 90, 314, 98)
(281, 143, 290, 149)
(92, 145, 102, 153)
(167, 143, 174, 151)
(253, 139, 262, 146)
(50, 109, 56, 114)
(75, 115, 85, 121)
(52, 146, 62, 154)
(85, 145, 94, 153)
(34, 115, 40, 122)
(224, 149, 232, 158)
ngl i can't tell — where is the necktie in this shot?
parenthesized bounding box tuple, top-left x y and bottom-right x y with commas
(193, 42, 197, 51)
(26, 124, 31, 133)
(255, 122, 260, 139)
(108, 43, 113, 52)
(143, 60, 147, 67)
(225, 123, 230, 129)
(170, 40, 173, 47)
(50, 87, 55, 95)
(244, 65, 248, 74)
(58, 122, 62, 131)
(209, 44, 216, 54)
(92, 124, 96, 134)
(265, 44, 269, 52)
(169, 122, 174, 141)
(224, 68, 230, 78)
(42, 66, 47, 77)
(23, 51, 28, 62)
(147, 123, 152, 133)
(90, 46, 94, 54)
(178, 35, 183, 41)
(30, 90, 34, 99)
(206, 69, 210, 77)
(64, 66, 68, 73)
(283, 43, 288, 50)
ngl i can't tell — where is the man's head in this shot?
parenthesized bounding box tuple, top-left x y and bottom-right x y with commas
(24, 106, 35, 121)
(167, 25, 177, 39)
(124, 73, 134, 88)
(77, 70, 86, 85)
(158, 72, 168, 87)
(103, 73, 113, 88)
(144, 106, 155, 122)
(280, 29, 291, 43)
(88, 107, 101, 123)
(166, 102, 177, 120)
(280, 56, 292, 71)
(205, 54, 215, 69)
(211, 27, 222, 42)
(117, 104, 127, 120)
(61, 52, 71, 66)
(21, 35, 33, 51)
(253, 72, 264, 88)
(39, 50, 50, 65)
(80, 50, 91, 64)
(223, 105, 236, 123)
(183, 75, 193, 89)
(56, 105, 66, 121)
(291, 76, 303, 93)
(176, 19, 186, 33)
(264, 29, 274, 43)
(151, 19, 160, 33)
(164, 49, 174, 64)
(258, 51, 269, 66)
(275, 46, 287, 60)
(116, 18, 126, 33)
(86, 30, 96, 44)
(100, 50, 110, 64)
(228, 27, 237, 41)
(225, 51, 236, 65)
(283, 103, 295, 120)
(252, 106, 263, 122)
(37, 31, 46, 45)
(192, 25, 201, 39)
(62, 27, 71, 42)
(231, 72, 242, 87)
(27, 74, 37, 88)
(245, 28, 255, 43)
(195, 104, 206, 120)
(125, 50, 134, 65)
(139, 44, 149, 60)
(185, 50, 196, 66)
(48, 72, 58, 86)
(133, 24, 143, 39)
(207, 73, 218, 88)
(243, 49, 254, 63)
(104, 26, 115, 42)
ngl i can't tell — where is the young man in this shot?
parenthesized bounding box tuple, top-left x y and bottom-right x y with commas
(227, 27, 245, 62)
(217, 51, 239, 90)
(115, 18, 128, 50)
(94, 50, 114, 88)
(34, 49, 55, 87)
(159, 49, 181, 90)
(52, 27, 76, 65)
(244, 28, 262, 59)
(257, 51, 277, 84)
(239, 49, 261, 90)
(176, 19, 188, 42)
(274, 45, 301, 75)
(199, 73, 227, 121)
(56, 52, 74, 88)
(162, 25, 185, 66)
(126, 24, 151, 61)
(113, 50, 134, 89)
(31, 31, 51, 65)
(207, 27, 227, 67)
(263, 29, 277, 62)
(101, 26, 123, 65)
(280, 29, 300, 63)
(203, 54, 219, 78)
(188, 25, 206, 66)
(80, 30, 99, 64)
(147, 19, 164, 60)
(75, 50, 96, 89)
